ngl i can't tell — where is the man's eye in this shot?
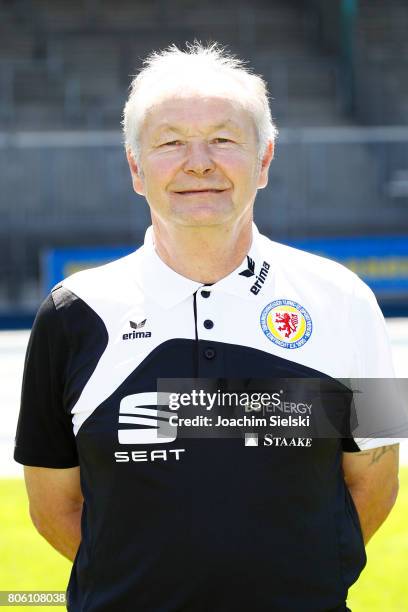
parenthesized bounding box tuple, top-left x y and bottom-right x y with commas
(211, 138, 232, 144)
(161, 140, 183, 147)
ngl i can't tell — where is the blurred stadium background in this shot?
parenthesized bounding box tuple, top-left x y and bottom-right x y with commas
(0, 0, 407, 608)
(0, 0, 407, 319)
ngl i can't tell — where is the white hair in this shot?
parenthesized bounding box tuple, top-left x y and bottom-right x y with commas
(122, 41, 277, 164)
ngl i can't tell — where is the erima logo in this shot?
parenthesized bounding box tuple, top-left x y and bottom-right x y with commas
(123, 319, 151, 340)
(239, 256, 255, 277)
(130, 319, 146, 329)
(250, 261, 270, 295)
(239, 257, 270, 295)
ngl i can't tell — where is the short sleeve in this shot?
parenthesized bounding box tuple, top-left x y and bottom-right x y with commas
(349, 276, 395, 379)
(14, 291, 79, 468)
(343, 275, 408, 452)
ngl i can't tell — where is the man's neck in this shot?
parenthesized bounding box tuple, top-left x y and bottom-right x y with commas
(151, 219, 253, 284)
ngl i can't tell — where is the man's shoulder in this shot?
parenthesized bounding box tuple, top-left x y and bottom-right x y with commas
(62, 249, 140, 285)
(52, 249, 141, 301)
(259, 232, 360, 296)
(42, 249, 144, 324)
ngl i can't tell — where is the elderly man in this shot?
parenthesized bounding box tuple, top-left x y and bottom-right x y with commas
(15, 43, 401, 612)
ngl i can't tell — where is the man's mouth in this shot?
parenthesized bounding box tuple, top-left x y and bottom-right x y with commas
(175, 189, 227, 195)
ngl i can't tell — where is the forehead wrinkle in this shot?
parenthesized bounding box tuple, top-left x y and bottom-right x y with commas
(151, 119, 244, 138)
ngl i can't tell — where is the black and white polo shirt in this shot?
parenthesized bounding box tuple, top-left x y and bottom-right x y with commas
(15, 224, 403, 612)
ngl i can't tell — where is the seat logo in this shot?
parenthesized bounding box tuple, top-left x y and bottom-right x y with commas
(118, 392, 177, 444)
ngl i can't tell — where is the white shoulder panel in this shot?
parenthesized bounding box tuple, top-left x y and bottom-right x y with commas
(62, 250, 196, 435)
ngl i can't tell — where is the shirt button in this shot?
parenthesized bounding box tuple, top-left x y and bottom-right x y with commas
(201, 290, 211, 298)
(204, 319, 214, 329)
(204, 348, 216, 359)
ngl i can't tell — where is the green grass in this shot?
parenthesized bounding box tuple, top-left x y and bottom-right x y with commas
(0, 479, 71, 611)
(1, 472, 407, 611)
(347, 466, 408, 611)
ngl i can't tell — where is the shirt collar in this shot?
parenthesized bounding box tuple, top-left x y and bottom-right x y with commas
(140, 223, 271, 309)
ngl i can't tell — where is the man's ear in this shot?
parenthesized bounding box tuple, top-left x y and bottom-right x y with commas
(126, 148, 145, 196)
(257, 141, 274, 190)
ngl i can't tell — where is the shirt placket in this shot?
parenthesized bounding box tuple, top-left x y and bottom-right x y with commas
(194, 286, 225, 376)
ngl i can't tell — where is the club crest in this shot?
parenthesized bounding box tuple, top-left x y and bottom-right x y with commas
(260, 299, 312, 349)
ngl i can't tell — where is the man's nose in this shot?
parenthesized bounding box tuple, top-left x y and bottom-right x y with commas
(183, 142, 215, 176)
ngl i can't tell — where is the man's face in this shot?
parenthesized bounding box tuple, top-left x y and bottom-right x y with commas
(127, 96, 273, 227)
